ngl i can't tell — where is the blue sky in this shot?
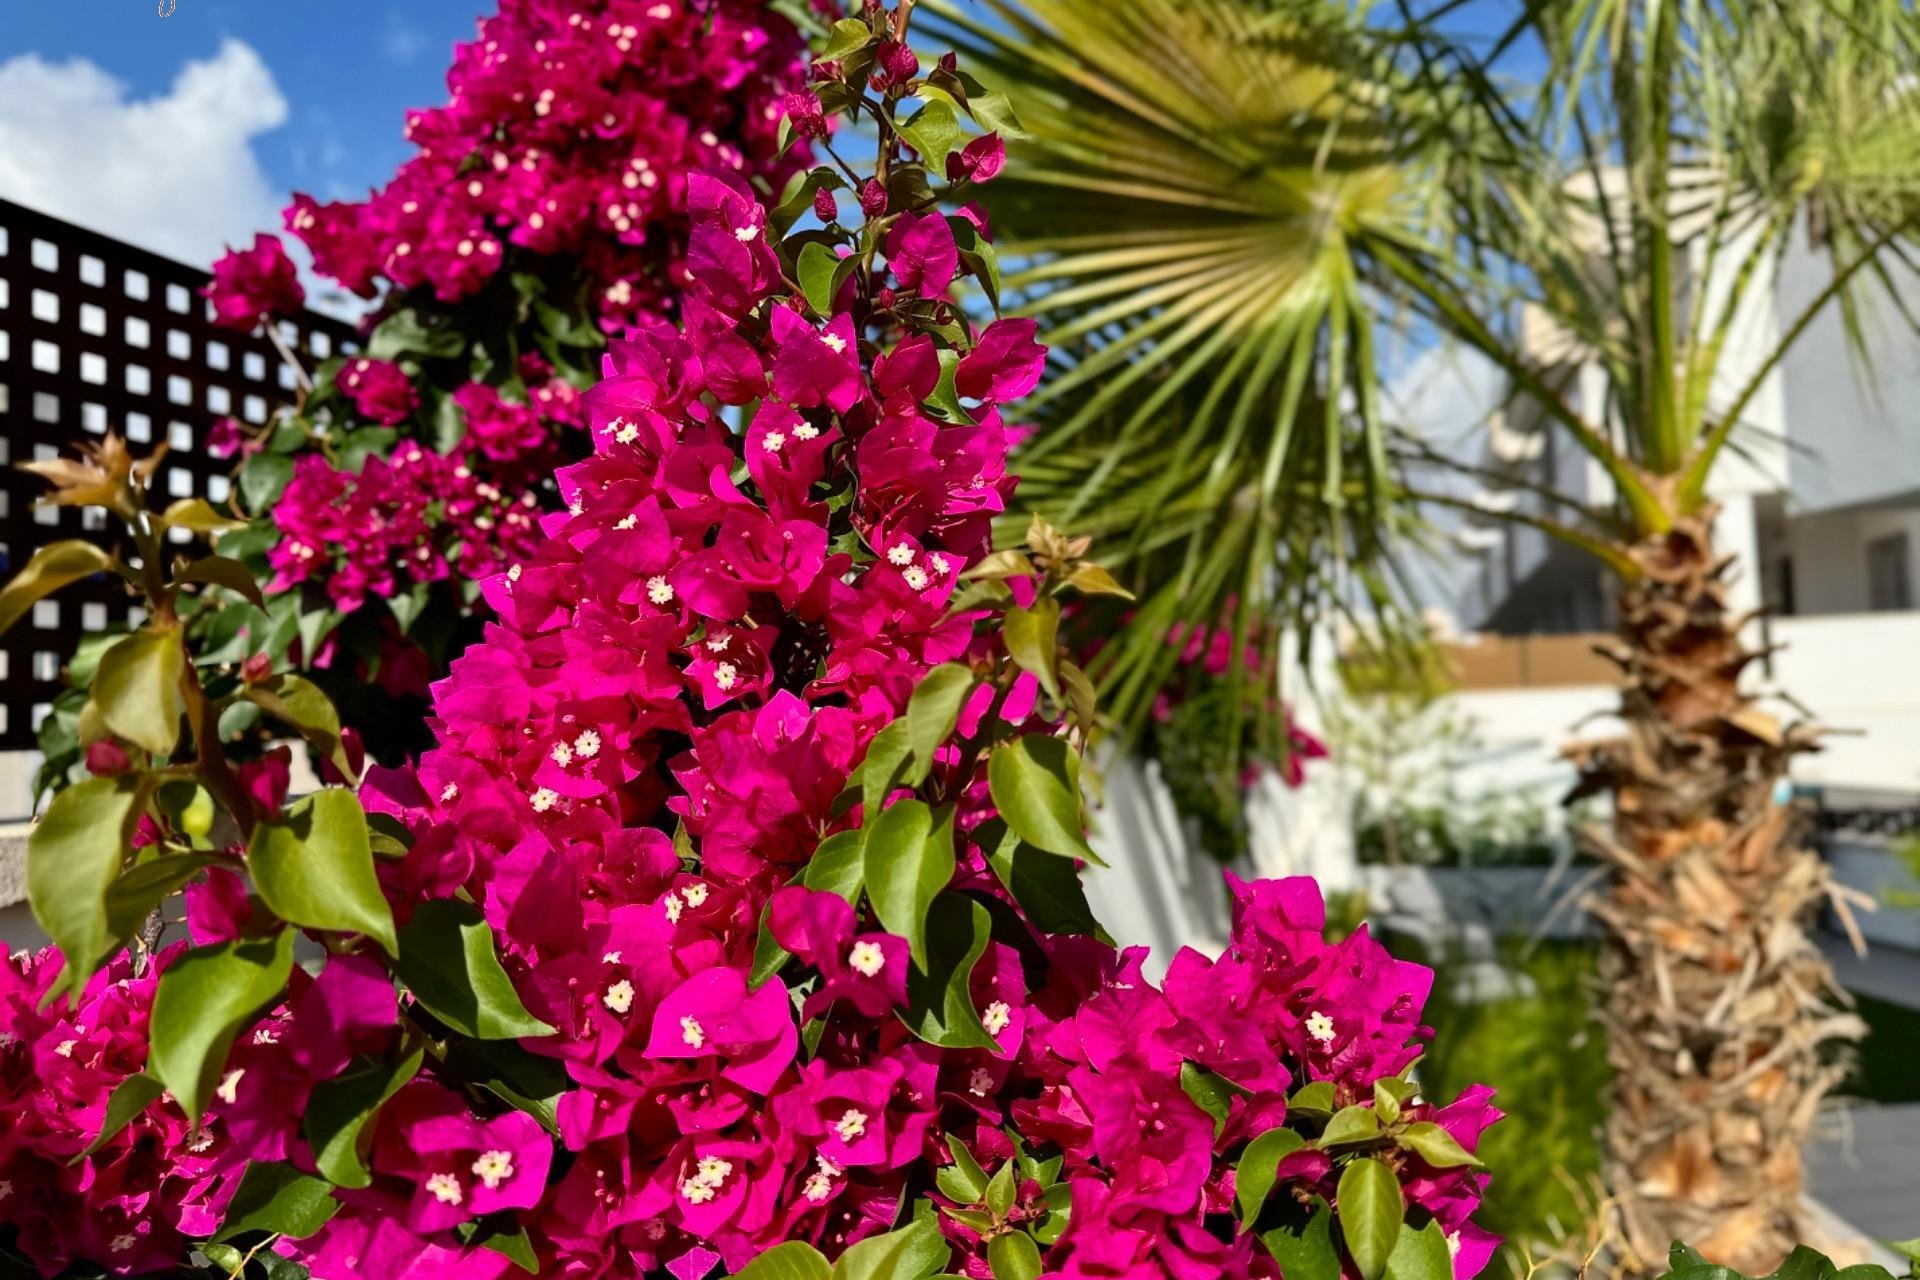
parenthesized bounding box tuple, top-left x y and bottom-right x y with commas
(0, 1, 487, 283)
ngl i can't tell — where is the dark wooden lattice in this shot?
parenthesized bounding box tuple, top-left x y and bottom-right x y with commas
(0, 197, 358, 750)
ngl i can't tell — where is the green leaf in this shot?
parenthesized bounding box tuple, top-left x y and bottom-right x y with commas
(367, 307, 465, 361)
(457, 1219, 539, 1273)
(393, 898, 554, 1039)
(1290, 1081, 1337, 1118)
(985, 1157, 1016, 1217)
(243, 674, 352, 779)
(305, 1048, 424, 1189)
(237, 453, 295, 512)
(1321, 1104, 1383, 1147)
(899, 100, 964, 169)
(1383, 1220, 1453, 1280)
(213, 1160, 339, 1243)
(987, 1231, 1043, 1280)
(94, 627, 185, 756)
(1261, 1203, 1341, 1280)
(857, 718, 915, 817)
(864, 799, 955, 970)
(1336, 1157, 1403, 1280)
(29, 774, 147, 1002)
(148, 928, 296, 1121)
(177, 555, 266, 611)
(906, 663, 976, 777)
(104, 853, 223, 946)
(1885, 1240, 1920, 1267)
(248, 788, 397, 955)
(802, 830, 866, 903)
(817, 17, 875, 63)
(78, 1073, 166, 1159)
(830, 1217, 950, 1280)
(1066, 561, 1134, 600)
(1003, 599, 1062, 704)
(1398, 1121, 1483, 1169)
(1235, 1127, 1307, 1227)
(797, 241, 845, 317)
(964, 90, 1029, 141)
(1033, 1182, 1073, 1243)
(1180, 1061, 1247, 1137)
(442, 1037, 568, 1134)
(733, 1241, 831, 1280)
(1770, 1248, 1843, 1280)
(981, 818, 1099, 936)
(939, 1135, 990, 1203)
(160, 497, 247, 536)
(901, 894, 997, 1048)
(987, 734, 1099, 864)
(0, 540, 113, 636)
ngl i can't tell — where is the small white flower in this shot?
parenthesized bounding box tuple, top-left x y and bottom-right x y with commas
(575, 729, 602, 758)
(679, 1177, 716, 1204)
(109, 1234, 137, 1254)
(603, 980, 635, 1014)
(929, 554, 952, 576)
(551, 741, 575, 767)
(252, 1026, 280, 1045)
(648, 2, 673, 16)
(762, 431, 786, 453)
(968, 1068, 993, 1096)
(697, 1155, 733, 1185)
(793, 422, 819, 440)
(530, 787, 560, 813)
(887, 543, 917, 565)
(440, 782, 460, 803)
(603, 950, 623, 964)
(472, 1149, 515, 1190)
(664, 891, 684, 924)
(821, 332, 847, 354)
(803, 1169, 835, 1201)
(713, 662, 739, 691)
(903, 566, 930, 590)
(832, 1108, 868, 1143)
(647, 575, 675, 605)
(680, 1015, 706, 1048)
(1305, 1010, 1336, 1044)
(733, 224, 759, 242)
(0, 1180, 13, 1200)
(705, 633, 731, 652)
(982, 1001, 1013, 1036)
(615, 514, 639, 530)
(216, 1067, 245, 1105)
(507, 563, 523, 583)
(427, 1172, 464, 1205)
(847, 941, 886, 977)
(54, 1039, 77, 1058)
(682, 882, 710, 908)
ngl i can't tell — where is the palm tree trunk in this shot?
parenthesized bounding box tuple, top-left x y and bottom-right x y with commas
(1566, 505, 1863, 1275)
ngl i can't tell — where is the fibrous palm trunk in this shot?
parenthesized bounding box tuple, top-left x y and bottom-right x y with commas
(1565, 507, 1864, 1276)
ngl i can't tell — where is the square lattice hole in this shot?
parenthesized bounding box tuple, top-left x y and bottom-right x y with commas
(166, 283, 191, 315)
(30, 239, 58, 272)
(126, 315, 150, 347)
(206, 339, 230, 371)
(80, 303, 106, 336)
(30, 289, 57, 323)
(124, 268, 149, 300)
(167, 329, 191, 360)
(207, 385, 231, 414)
(168, 422, 193, 451)
(80, 352, 106, 385)
(79, 254, 105, 287)
(126, 364, 151, 395)
(126, 411, 152, 443)
(31, 339, 59, 373)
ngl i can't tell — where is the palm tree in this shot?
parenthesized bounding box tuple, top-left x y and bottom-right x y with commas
(922, 0, 1920, 1270)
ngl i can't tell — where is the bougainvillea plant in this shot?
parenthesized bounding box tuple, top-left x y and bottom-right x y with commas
(0, 7, 1497, 1279)
(32, 0, 818, 784)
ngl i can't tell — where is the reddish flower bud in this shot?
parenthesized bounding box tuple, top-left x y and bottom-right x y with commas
(813, 187, 838, 223)
(859, 179, 889, 218)
(240, 652, 273, 685)
(85, 740, 131, 777)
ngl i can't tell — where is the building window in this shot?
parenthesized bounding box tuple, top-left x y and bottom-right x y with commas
(1867, 533, 1911, 611)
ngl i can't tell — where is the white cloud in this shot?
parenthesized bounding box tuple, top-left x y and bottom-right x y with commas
(0, 39, 288, 269)
(381, 12, 428, 64)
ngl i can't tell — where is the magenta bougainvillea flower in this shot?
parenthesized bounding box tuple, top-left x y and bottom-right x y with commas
(203, 232, 305, 330)
(0, 11, 1493, 1280)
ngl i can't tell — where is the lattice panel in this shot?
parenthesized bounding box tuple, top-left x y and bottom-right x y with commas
(0, 197, 358, 750)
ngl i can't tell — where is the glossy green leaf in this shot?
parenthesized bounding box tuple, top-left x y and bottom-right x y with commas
(830, 1216, 950, 1280)
(0, 540, 113, 636)
(802, 830, 866, 903)
(1034, 1181, 1073, 1243)
(906, 663, 976, 776)
(176, 555, 266, 611)
(457, 1219, 539, 1273)
(797, 241, 845, 316)
(1398, 1121, 1483, 1169)
(160, 497, 247, 536)
(78, 1073, 166, 1160)
(1003, 599, 1061, 704)
(393, 898, 554, 1039)
(1336, 1157, 1403, 1280)
(443, 1037, 568, 1135)
(816, 17, 875, 63)
(857, 718, 915, 817)
(237, 453, 294, 513)
(981, 819, 1099, 936)
(1180, 1060, 1247, 1137)
(1235, 1126, 1307, 1227)
(901, 894, 997, 1049)
(899, 99, 964, 169)
(213, 1160, 339, 1243)
(864, 799, 955, 970)
(148, 928, 296, 1121)
(1321, 1104, 1382, 1147)
(1262, 1203, 1341, 1280)
(732, 1242, 830, 1280)
(104, 853, 223, 947)
(248, 788, 397, 955)
(939, 1135, 990, 1203)
(1384, 1219, 1454, 1280)
(29, 774, 147, 1002)
(985, 1157, 1016, 1217)
(94, 627, 185, 756)
(243, 674, 352, 779)
(988, 1231, 1043, 1280)
(368, 307, 465, 360)
(987, 734, 1098, 864)
(1290, 1081, 1337, 1118)
(306, 1048, 424, 1189)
